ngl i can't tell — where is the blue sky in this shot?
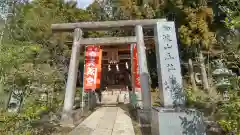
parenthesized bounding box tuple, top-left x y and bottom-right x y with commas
(78, 0, 94, 9)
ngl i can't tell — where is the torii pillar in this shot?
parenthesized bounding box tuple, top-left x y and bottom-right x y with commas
(61, 28, 82, 127)
(135, 25, 152, 127)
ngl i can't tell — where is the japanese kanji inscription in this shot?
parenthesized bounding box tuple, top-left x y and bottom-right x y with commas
(154, 21, 185, 107)
(84, 46, 101, 91)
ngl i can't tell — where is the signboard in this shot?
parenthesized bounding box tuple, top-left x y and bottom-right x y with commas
(83, 45, 102, 91)
(154, 21, 185, 107)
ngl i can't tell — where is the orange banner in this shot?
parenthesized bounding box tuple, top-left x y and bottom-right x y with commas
(84, 45, 102, 91)
(133, 44, 141, 88)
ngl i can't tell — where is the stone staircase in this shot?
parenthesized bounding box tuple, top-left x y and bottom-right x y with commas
(102, 89, 130, 105)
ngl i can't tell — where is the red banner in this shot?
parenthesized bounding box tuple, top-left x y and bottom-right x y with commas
(84, 45, 102, 91)
(133, 44, 141, 88)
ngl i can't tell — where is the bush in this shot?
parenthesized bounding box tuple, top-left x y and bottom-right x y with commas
(0, 41, 65, 134)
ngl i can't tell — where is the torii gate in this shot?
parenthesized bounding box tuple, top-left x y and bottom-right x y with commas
(51, 19, 185, 127)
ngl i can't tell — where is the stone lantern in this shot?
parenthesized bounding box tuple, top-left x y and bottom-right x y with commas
(212, 59, 235, 100)
(7, 88, 23, 113)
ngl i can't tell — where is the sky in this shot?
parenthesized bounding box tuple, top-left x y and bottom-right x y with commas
(77, 0, 94, 9)
(27, 0, 94, 9)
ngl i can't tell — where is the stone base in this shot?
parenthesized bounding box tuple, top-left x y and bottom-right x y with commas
(60, 109, 83, 128)
(151, 107, 206, 135)
(137, 109, 152, 135)
(137, 109, 151, 125)
(135, 89, 143, 109)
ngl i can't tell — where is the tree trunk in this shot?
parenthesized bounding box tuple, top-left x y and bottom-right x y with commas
(188, 59, 197, 91)
(199, 51, 209, 91)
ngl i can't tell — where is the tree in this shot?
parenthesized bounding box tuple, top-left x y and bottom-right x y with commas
(178, 6, 216, 90)
(0, 0, 239, 134)
(0, 0, 93, 134)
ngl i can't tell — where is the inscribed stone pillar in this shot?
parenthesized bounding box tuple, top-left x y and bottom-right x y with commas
(62, 28, 82, 114)
(154, 21, 185, 107)
(152, 21, 206, 135)
(135, 25, 152, 110)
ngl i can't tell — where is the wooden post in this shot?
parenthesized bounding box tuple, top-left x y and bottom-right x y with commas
(62, 28, 82, 124)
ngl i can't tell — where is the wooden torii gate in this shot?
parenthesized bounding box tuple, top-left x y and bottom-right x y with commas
(51, 19, 170, 125)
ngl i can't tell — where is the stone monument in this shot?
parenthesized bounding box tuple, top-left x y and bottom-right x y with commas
(152, 21, 206, 135)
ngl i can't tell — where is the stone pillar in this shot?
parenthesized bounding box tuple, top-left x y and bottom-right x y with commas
(135, 25, 152, 110)
(154, 21, 184, 107)
(152, 21, 206, 135)
(135, 25, 152, 127)
(61, 28, 82, 126)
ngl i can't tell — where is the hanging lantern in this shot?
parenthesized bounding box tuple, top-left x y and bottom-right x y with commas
(108, 64, 111, 71)
(116, 64, 119, 71)
(125, 62, 129, 69)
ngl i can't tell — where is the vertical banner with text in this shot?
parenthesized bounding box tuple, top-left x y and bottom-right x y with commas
(131, 44, 143, 108)
(133, 44, 141, 89)
(84, 45, 102, 92)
